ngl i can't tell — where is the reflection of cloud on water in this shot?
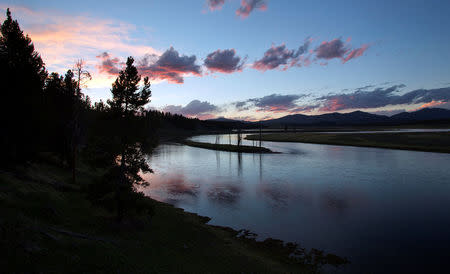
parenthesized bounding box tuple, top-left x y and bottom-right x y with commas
(139, 172, 200, 204)
(207, 184, 242, 205)
(259, 183, 290, 208)
(321, 193, 348, 213)
(166, 179, 199, 196)
(319, 187, 367, 215)
(258, 180, 316, 209)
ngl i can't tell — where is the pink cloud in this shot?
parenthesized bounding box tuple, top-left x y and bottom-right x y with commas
(343, 44, 370, 63)
(138, 47, 201, 84)
(236, 0, 267, 19)
(413, 100, 447, 111)
(314, 38, 370, 64)
(206, 0, 226, 11)
(0, 5, 159, 88)
(96, 52, 122, 75)
(319, 98, 346, 112)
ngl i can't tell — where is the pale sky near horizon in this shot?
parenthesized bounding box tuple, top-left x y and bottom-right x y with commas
(1, 0, 449, 120)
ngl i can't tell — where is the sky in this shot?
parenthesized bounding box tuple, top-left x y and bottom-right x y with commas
(1, 0, 450, 120)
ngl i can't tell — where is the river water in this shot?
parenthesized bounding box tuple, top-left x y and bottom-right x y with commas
(141, 134, 450, 273)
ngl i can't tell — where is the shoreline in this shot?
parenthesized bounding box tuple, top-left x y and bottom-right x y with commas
(245, 131, 450, 153)
(182, 140, 275, 153)
(0, 155, 347, 273)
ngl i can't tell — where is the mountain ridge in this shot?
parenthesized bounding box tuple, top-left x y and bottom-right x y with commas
(206, 108, 450, 126)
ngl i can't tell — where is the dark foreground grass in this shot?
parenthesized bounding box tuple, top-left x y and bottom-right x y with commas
(183, 140, 274, 153)
(0, 154, 346, 273)
(246, 131, 450, 153)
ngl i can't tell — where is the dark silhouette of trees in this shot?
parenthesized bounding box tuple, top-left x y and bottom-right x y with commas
(1, 8, 47, 164)
(107, 57, 152, 222)
(73, 59, 91, 98)
(68, 60, 91, 184)
(108, 57, 151, 116)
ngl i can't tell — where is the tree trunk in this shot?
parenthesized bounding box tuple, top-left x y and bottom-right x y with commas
(116, 140, 127, 223)
(72, 143, 76, 184)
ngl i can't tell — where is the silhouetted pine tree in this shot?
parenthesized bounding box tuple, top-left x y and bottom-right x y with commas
(107, 57, 152, 222)
(0, 8, 47, 163)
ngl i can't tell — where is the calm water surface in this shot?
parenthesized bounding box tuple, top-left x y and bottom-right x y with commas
(141, 134, 450, 273)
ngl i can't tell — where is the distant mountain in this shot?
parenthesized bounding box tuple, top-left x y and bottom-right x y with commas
(206, 117, 241, 122)
(261, 110, 389, 126)
(205, 108, 450, 127)
(391, 108, 450, 122)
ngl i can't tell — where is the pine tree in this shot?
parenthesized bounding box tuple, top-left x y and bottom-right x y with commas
(108, 57, 151, 116)
(107, 56, 152, 222)
(0, 8, 47, 163)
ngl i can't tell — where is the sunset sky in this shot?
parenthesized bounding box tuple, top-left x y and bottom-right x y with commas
(1, 0, 449, 120)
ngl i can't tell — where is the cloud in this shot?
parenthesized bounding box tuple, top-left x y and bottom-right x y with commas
(413, 100, 447, 111)
(317, 85, 450, 112)
(235, 100, 249, 110)
(235, 93, 306, 112)
(204, 49, 246, 73)
(288, 104, 321, 113)
(252, 40, 310, 71)
(162, 100, 219, 118)
(314, 38, 370, 63)
(236, 0, 267, 19)
(230, 85, 450, 119)
(137, 47, 201, 84)
(96, 52, 122, 75)
(315, 39, 348, 60)
(342, 44, 370, 63)
(0, 5, 159, 90)
(1, 6, 158, 72)
(206, 0, 226, 10)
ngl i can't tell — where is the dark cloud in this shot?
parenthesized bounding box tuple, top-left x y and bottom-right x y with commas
(230, 85, 450, 117)
(235, 93, 306, 112)
(162, 100, 219, 118)
(96, 52, 122, 75)
(252, 40, 310, 71)
(318, 85, 450, 111)
(206, 0, 225, 10)
(315, 39, 348, 60)
(234, 100, 249, 110)
(236, 0, 267, 19)
(97, 48, 201, 84)
(204, 49, 246, 73)
(288, 104, 321, 113)
(314, 38, 370, 63)
(138, 47, 201, 84)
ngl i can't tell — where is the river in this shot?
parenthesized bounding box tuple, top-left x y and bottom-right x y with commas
(141, 134, 450, 273)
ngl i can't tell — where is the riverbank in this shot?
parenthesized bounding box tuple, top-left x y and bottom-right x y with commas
(183, 140, 274, 153)
(0, 154, 346, 273)
(245, 131, 450, 153)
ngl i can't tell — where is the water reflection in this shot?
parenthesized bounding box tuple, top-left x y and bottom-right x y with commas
(143, 135, 450, 273)
(141, 172, 200, 205)
(320, 192, 348, 214)
(207, 183, 242, 205)
(258, 182, 290, 208)
(237, 152, 242, 177)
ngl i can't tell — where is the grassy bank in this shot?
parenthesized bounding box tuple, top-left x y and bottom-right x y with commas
(246, 132, 450, 153)
(0, 154, 346, 273)
(183, 140, 274, 153)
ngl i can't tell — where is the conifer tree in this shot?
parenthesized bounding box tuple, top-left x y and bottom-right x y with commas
(0, 8, 47, 162)
(108, 56, 152, 222)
